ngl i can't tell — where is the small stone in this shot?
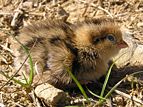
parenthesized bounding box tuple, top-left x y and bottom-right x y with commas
(137, 22, 143, 27)
(35, 83, 71, 106)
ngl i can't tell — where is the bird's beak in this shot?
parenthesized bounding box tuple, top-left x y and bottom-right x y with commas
(117, 41, 128, 48)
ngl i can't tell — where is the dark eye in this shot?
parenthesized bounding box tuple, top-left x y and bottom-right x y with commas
(93, 37, 100, 44)
(106, 34, 116, 42)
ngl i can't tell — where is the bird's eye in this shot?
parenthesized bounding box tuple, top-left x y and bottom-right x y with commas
(93, 37, 100, 44)
(106, 34, 116, 42)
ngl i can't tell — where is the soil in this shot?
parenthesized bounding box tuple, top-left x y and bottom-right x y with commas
(0, 0, 143, 107)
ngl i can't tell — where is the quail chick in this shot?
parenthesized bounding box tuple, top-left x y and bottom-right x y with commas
(11, 19, 75, 87)
(11, 18, 128, 88)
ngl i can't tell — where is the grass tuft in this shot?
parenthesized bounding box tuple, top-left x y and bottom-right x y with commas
(0, 31, 34, 91)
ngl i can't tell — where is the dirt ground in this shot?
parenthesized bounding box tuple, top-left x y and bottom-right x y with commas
(0, 0, 143, 107)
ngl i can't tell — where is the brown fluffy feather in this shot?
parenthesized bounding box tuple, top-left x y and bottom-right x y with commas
(11, 18, 128, 88)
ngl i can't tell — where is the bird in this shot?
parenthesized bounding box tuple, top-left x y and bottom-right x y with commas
(71, 18, 128, 84)
(10, 18, 128, 88)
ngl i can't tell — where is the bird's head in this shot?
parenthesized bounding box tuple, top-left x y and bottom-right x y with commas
(73, 18, 128, 62)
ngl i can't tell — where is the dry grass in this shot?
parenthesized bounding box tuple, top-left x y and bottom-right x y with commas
(0, 0, 143, 106)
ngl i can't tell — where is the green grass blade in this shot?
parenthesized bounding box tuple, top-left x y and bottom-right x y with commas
(98, 70, 143, 105)
(27, 53, 34, 85)
(105, 70, 143, 98)
(0, 71, 28, 87)
(99, 62, 114, 101)
(12, 37, 34, 86)
(86, 87, 106, 100)
(66, 67, 89, 101)
(21, 72, 29, 85)
(99, 52, 128, 103)
(0, 31, 34, 89)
